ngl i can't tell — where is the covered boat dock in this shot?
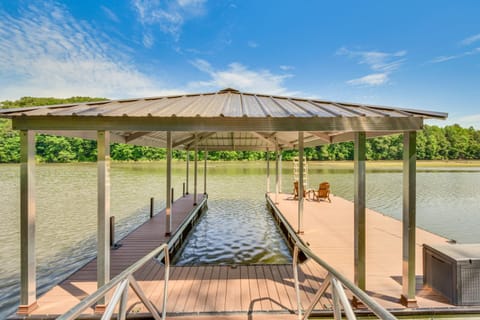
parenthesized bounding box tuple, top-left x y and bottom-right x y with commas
(1, 88, 459, 318)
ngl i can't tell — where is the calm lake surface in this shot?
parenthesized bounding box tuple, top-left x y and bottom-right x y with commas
(0, 161, 479, 316)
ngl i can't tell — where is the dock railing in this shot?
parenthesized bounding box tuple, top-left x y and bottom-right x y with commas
(58, 243, 170, 320)
(293, 241, 397, 320)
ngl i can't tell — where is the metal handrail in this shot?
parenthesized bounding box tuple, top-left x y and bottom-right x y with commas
(293, 241, 397, 320)
(58, 243, 170, 320)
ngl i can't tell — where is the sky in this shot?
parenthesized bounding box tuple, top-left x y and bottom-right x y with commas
(0, 0, 479, 128)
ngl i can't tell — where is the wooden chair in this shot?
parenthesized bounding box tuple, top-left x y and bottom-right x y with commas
(312, 182, 331, 202)
(293, 181, 306, 199)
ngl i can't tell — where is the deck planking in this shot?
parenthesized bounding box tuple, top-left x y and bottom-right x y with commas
(267, 192, 456, 311)
(16, 192, 476, 319)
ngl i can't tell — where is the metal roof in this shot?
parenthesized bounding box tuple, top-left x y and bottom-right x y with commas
(0, 88, 448, 150)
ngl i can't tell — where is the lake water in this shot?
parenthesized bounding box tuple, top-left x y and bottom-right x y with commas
(0, 161, 479, 317)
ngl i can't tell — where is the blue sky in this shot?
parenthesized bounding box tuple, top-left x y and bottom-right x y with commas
(0, 1, 479, 128)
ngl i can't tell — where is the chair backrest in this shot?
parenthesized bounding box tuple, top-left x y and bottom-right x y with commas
(318, 182, 330, 197)
(294, 181, 306, 198)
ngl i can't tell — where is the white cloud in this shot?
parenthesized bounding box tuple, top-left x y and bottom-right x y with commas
(101, 5, 120, 23)
(461, 33, 480, 46)
(188, 59, 296, 95)
(131, 0, 206, 43)
(0, 1, 182, 100)
(337, 47, 406, 87)
(429, 47, 480, 64)
(247, 41, 258, 48)
(346, 73, 388, 86)
(279, 65, 294, 71)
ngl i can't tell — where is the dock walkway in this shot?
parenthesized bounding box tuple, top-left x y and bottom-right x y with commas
(16, 192, 472, 319)
(267, 192, 451, 310)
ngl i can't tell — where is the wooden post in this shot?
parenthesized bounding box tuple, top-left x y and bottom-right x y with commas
(193, 134, 198, 206)
(97, 130, 110, 296)
(18, 130, 37, 314)
(165, 131, 172, 236)
(298, 132, 304, 234)
(401, 131, 418, 307)
(354, 132, 366, 291)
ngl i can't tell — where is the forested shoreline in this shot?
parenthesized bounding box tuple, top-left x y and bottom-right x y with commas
(1, 97, 479, 163)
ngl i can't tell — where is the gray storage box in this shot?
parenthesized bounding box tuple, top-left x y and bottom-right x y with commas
(423, 243, 480, 305)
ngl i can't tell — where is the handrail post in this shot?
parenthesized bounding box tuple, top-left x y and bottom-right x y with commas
(293, 245, 302, 320)
(183, 182, 185, 197)
(171, 188, 174, 204)
(162, 245, 170, 319)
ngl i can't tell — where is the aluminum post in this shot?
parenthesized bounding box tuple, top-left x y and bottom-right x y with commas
(165, 131, 172, 236)
(401, 131, 418, 307)
(275, 139, 279, 204)
(18, 130, 37, 314)
(97, 131, 111, 295)
(185, 150, 190, 195)
(298, 132, 304, 234)
(354, 132, 366, 290)
(266, 148, 270, 193)
(203, 150, 208, 194)
(193, 134, 198, 206)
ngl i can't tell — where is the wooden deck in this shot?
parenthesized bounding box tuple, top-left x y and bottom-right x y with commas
(14, 192, 479, 319)
(267, 192, 455, 310)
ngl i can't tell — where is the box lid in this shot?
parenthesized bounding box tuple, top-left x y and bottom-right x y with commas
(424, 243, 480, 261)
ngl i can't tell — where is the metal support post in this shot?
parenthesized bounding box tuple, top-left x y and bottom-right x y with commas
(354, 132, 366, 290)
(266, 148, 270, 193)
(401, 131, 418, 307)
(18, 130, 37, 314)
(193, 134, 198, 206)
(186, 150, 190, 195)
(275, 139, 279, 204)
(203, 150, 208, 194)
(165, 131, 172, 236)
(97, 130, 111, 295)
(298, 132, 304, 234)
(279, 149, 283, 193)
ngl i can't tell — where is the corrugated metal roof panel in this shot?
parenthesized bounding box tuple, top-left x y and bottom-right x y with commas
(241, 94, 265, 117)
(221, 93, 243, 117)
(256, 96, 291, 117)
(291, 100, 332, 117)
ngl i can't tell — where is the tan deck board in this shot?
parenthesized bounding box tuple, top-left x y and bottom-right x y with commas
(20, 193, 471, 319)
(225, 266, 241, 312)
(267, 192, 455, 311)
(238, 266, 251, 311)
(246, 265, 260, 311)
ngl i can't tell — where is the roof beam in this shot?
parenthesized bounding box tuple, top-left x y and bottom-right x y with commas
(12, 116, 424, 133)
(125, 131, 154, 143)
(184, 132, 216, 149)
(308, 132, 332, 143)
(251, 132, 276, 147)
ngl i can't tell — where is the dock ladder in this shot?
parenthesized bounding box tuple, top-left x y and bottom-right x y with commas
(293, 156, 308, 188)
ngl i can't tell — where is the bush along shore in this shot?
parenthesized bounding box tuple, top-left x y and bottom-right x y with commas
(1, 96, 479, 163)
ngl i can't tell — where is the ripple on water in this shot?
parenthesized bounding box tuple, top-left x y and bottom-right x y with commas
(172, 198, 292, 265)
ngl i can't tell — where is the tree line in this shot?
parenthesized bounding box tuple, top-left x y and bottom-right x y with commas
(1, 97, 479, 163)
